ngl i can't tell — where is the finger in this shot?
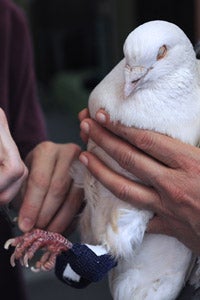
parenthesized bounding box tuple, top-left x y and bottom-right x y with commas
(80, 118, 168, 186)
(94, 109, 195, 168)
(46, 186, 84, 233)
(79, 151, 161, 212)
(23, 144, 81, 228)
(78, 108, 89, 122)
(80, 130, 88, 144)
(18, 143, 57, 232)
(79, 108, 90, 143)
(35, 144, 81, 228)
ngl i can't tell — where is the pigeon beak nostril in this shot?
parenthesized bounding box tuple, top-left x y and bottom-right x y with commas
(131, 79, 140, 84)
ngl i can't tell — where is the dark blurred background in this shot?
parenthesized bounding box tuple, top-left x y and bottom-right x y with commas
(14, 0, 197, 120)
(12, 0, 198, 299)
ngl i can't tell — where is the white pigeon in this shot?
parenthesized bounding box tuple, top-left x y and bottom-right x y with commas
(68, 20, 200, 299)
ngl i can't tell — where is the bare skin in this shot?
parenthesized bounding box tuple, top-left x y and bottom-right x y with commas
(0, 104, 87, 274)
(78, 108, 200, 255)
(1, 109, 84, 271)
(0, 108, 27, 204)
(0, 106, 83, 235)
(17, 141, 84, 234)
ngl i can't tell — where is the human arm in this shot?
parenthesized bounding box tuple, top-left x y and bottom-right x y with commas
(79, 109, 200, 255)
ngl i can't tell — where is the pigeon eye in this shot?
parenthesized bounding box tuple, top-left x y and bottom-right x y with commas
(157, 45, 167, 60)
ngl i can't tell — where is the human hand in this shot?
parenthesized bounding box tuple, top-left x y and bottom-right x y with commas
(18, 142, 84, 234)
(78, 108, 90, 142)
(79, 109, 200, 254)
(0, 108, 27, 205)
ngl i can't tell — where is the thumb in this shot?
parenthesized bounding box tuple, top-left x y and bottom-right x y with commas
(147, 216, 173, 236)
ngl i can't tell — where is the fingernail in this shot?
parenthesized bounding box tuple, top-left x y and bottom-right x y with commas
(19, 217, 33, 232)
(96, 112, 106, 124)
(79, 154, 88, 166)
(80, 121, 90, 134)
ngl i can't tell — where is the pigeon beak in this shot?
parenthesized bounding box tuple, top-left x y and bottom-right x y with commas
(124, 65, 148, 98)
(124, 80, 140, 98)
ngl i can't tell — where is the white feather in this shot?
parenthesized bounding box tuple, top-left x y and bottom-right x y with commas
(71, 20, 200, 299)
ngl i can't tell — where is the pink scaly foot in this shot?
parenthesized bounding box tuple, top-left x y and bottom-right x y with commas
(4, 228, 72, 272)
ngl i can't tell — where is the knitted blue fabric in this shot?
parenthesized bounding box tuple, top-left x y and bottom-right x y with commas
(55, 243, 117, 289)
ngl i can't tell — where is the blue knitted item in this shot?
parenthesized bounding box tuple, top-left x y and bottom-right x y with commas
(55, 243, 117, 289)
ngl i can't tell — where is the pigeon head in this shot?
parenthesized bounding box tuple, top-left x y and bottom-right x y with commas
(123, 20, 196, 98)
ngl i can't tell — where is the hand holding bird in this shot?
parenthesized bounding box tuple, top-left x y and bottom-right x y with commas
(5, 20, 200, 300)
(80, 110, 200, 255)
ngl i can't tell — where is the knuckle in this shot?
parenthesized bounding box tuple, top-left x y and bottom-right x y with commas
(6, 161, 27, 181)
(117, 148, 135, 171)
(37, 141, 55, 153)
(164, 180, 188, 207)
(134, 130, 155, 151)
(151, 171, 166, 187)
(117, 182, 131, 201)
(171, 187, 186, 205)
(31, 141, 57, 158)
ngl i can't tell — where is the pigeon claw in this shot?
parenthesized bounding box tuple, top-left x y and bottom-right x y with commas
(4, 228, 73, 272)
